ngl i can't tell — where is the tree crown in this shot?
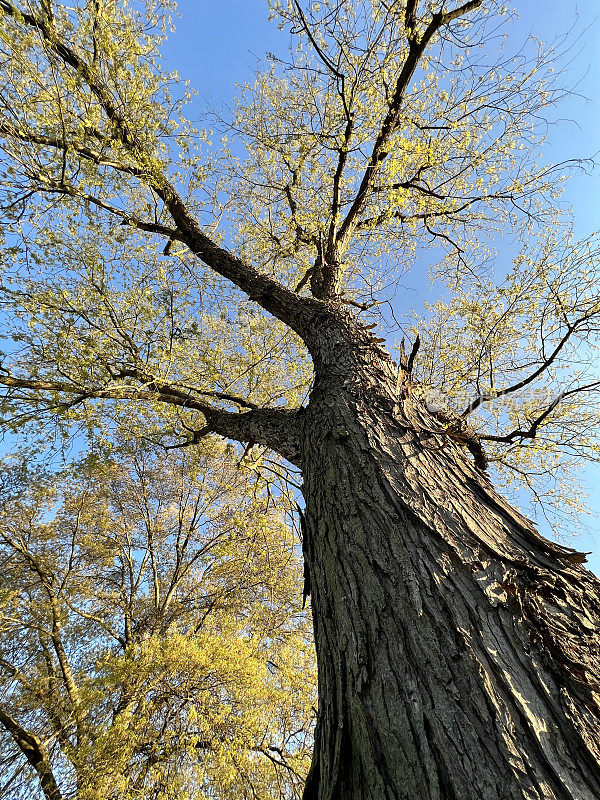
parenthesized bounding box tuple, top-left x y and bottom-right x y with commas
(0, 0, 598, 526)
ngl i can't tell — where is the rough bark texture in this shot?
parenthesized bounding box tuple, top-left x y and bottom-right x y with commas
(297, 310, 600, 800)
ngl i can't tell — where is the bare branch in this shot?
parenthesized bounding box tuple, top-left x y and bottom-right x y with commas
(461, 310, 600, 416)
(479, 381, 600, 445)
(356, 199, 475, 229)
(291, 0, 345, 81)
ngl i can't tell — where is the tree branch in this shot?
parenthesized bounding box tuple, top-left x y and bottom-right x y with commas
(317, 112, 355, 298)
(356, 199, 475, 229)
(461, 310, 600, 416)
(0, 0, 319, 335)
(30, 178, 183, 241)
(0, 121, 148, 179)
(479, 381, 600, 445)
(0, 706, 62, 800)
(405, 0, 418, 40)
(335, 0, 483, 252)
(440, 0, 484, 26)
(0, 375, 303, 464)
(203, 407, 303, 466)
(290, 0, 345, 82)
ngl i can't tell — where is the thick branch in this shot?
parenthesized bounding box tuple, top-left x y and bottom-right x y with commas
(283, 183, 317, 251)
(204, 407, 303, 466)
(0, 0, 319, 335)
(336, 0, 483, 252)
(0, 376, 302, 464)
(0, 707, 62, 800)
(405, 0, 418, 39)
(316, 113, 355, 298)
(440, 0, 484, 26)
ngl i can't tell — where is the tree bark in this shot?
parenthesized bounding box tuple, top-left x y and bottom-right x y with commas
(0, 707, 63, 800)
(298, 314, 600, 800)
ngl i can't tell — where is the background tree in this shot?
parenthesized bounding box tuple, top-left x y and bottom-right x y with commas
(0, 441, 315, 799)
(0, 1, 599, 798)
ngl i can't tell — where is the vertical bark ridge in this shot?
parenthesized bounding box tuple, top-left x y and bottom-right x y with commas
(300, 354, 600, 800)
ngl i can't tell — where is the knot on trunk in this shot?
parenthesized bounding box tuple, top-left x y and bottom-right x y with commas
(436, 411, 489, 471)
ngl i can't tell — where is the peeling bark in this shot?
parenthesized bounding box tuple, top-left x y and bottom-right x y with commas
(296, 311, 600, 800)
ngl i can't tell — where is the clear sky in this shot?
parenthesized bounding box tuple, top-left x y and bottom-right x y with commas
(167, 2, 600, 567)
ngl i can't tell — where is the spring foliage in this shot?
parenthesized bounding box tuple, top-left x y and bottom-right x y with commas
(0, 0, 599, 792)
(0, 1, 598, 526)
(0, 441, 315, 799)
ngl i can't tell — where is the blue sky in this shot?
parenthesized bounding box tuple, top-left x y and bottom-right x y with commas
(164, 2, 600, 568)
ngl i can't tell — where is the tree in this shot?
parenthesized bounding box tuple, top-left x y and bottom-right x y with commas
(0, 1, 600, 797)
(0, 441, 315, 799)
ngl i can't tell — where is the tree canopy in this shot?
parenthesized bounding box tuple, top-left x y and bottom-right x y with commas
(0, 0, 598, 524)
(0, 440, 315, 799)
(1, 1, 600, 797)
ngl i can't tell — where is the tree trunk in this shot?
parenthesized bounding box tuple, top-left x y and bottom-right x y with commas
(299, 321, 600, 800)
